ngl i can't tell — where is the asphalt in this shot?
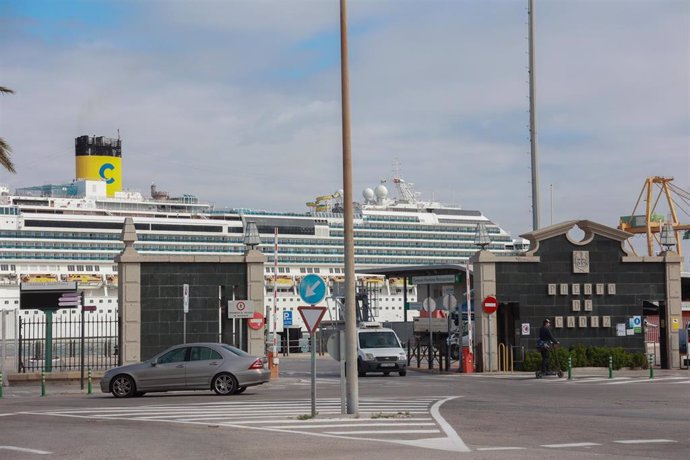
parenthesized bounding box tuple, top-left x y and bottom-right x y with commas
(2, 351, 686, 396)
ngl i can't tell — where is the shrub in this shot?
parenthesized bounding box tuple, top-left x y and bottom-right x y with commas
(629, 353, 648, 369)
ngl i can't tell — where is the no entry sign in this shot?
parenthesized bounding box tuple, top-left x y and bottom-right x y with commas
(482, 295, 498, 314)
(248, 312, 264, 330)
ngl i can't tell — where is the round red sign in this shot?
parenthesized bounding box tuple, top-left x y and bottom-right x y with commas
(248, 312, 264, 330)
(482, 295, 498, 314)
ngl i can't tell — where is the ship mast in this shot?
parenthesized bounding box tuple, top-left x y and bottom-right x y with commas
(528, 0, 541, 230)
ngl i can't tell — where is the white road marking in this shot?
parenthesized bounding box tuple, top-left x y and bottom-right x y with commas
(541, 442, 601, 448)
(604, 377, 686, 385)
(614, 439, 677, 444)
(273, 422, 437, 429)
(234, 417, 434, 425)
(476, 447, 526, 451)
(0, 446, 52, 455)
(28, 396, 471, 453)
(326, 429, 439, 435)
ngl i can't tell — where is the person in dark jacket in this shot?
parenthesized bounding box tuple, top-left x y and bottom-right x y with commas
(538, 318, 559, 373)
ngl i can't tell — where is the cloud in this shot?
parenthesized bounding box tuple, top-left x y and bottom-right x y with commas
(1, 0, 688, 264)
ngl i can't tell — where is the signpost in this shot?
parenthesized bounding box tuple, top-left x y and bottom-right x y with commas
(248, 312, 264, 331)
(227, 300, 254, 319)
(423, 286, 436, 369)
(20, 282, 78, 373)
(183, 284, 189, 344)
(483, 295, 498, 371)
(283, 311, 293, 327)
(298, 305, 327, 417)
(298, 274, 328, 418)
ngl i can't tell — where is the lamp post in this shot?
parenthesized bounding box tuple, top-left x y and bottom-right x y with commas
(243, 221, 261, 251)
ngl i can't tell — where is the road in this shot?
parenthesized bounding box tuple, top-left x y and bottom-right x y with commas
(1, 356, 689, 459)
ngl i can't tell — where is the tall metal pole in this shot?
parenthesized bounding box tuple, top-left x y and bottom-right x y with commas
(528, 0, 541, 230)
(340, 0, 358, 414)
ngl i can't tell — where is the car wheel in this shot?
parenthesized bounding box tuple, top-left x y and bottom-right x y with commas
(111, 374, 136, 398)
(236, 386, 247, 394)
(357, 360, 366, 377)
(535, 371, 543, 379)
(212, 372, 238, 395)
(399, 370, 406, 376)
(557, 371, 564, 378)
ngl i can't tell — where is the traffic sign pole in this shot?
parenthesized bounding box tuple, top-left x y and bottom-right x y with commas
(298, 304, 327, 419)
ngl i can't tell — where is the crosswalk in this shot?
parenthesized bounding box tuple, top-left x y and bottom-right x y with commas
(27, 397, 470, 452)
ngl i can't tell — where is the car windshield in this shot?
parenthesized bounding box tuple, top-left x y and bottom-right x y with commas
(359, 331, 400, 349)
(221, 344, 250, 357)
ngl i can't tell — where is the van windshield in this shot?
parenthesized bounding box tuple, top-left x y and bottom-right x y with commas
(359, 331, 400, 349)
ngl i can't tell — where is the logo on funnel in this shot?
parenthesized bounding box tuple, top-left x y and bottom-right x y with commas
(99, 163, 116, 184)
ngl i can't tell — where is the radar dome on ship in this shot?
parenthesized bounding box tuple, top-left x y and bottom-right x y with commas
(362, 188, 375, 201)
(375, 184, 388, 199)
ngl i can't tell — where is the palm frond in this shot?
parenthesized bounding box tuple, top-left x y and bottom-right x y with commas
(0, 86, 15, 95)
(0, 138, 16, 173)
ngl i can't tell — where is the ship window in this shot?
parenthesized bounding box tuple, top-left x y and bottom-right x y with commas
(0, 264, 7, 271)
(86, 265, 93, 271)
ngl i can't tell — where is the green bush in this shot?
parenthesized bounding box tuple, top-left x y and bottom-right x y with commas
(629, 353, 649, 369)
(516, 345, 642, 372)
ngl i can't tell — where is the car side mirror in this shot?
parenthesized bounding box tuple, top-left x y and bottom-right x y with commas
(150, 358, 158, 367)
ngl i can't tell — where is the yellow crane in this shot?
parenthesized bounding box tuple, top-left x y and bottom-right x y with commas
(619, 176, 690, 256)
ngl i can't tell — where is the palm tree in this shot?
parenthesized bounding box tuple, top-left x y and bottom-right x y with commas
(0, 86, 16, 173)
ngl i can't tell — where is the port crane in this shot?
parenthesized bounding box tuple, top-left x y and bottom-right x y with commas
(618, 176, 690, 256)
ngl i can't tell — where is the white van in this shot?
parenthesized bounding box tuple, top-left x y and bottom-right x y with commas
(356, 322, 407, 376)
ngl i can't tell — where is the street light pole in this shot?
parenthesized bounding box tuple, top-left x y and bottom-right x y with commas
(340, 0, 358, 414)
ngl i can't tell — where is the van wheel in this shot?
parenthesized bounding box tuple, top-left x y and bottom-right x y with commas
(357, 360, 366, 377)
(399, 370, 406, 376)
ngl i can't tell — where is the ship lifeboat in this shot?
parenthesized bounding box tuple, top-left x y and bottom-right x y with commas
(20, 274, 59, 283)
(389, 277, 404, 287)
(61, 274, 103, 288)
(362, 276, 384, 286)
(105, 274, 119, 286)
(275, 276, 294, 287)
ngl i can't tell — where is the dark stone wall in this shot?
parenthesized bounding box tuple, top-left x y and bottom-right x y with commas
(140, 262, 247, 359)
(495, 234, 665, 354)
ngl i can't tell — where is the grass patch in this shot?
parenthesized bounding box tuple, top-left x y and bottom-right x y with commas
(295, 413, 318, 420)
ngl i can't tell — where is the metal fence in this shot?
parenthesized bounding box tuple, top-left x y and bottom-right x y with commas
(18, 312, 119, 373)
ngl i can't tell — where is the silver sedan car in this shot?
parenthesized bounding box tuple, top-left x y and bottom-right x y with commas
(100, 343, 270, 398)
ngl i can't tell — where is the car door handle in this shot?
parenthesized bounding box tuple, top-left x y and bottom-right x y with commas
(209, 362, 219, 366)
(176, 364, 184, 368)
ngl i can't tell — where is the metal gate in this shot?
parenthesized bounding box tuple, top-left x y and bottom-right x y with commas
(18, 311, 119, 373)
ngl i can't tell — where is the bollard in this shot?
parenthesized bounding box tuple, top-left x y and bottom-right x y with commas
(608, 355, 613, 379)
(648, 354, 654, 379)
(87, 368, 92, 395)
(0, 371, 3, 398)
(41, 371, 46, 397)
(567, 355, 572, 380)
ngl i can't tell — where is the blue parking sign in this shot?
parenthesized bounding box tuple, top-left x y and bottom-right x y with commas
(283, 310, 293, 327)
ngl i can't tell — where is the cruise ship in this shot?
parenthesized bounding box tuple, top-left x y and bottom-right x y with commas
(0, 135, 524, 331)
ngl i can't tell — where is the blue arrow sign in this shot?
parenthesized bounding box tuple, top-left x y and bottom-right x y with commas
(283, 310, 293, 327)
(299, 274, 327, 305)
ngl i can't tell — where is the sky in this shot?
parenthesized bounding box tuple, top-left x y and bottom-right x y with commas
(1, 0, 688, 261)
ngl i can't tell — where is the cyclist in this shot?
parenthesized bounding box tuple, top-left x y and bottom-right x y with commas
(538, 318, 559, 374)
